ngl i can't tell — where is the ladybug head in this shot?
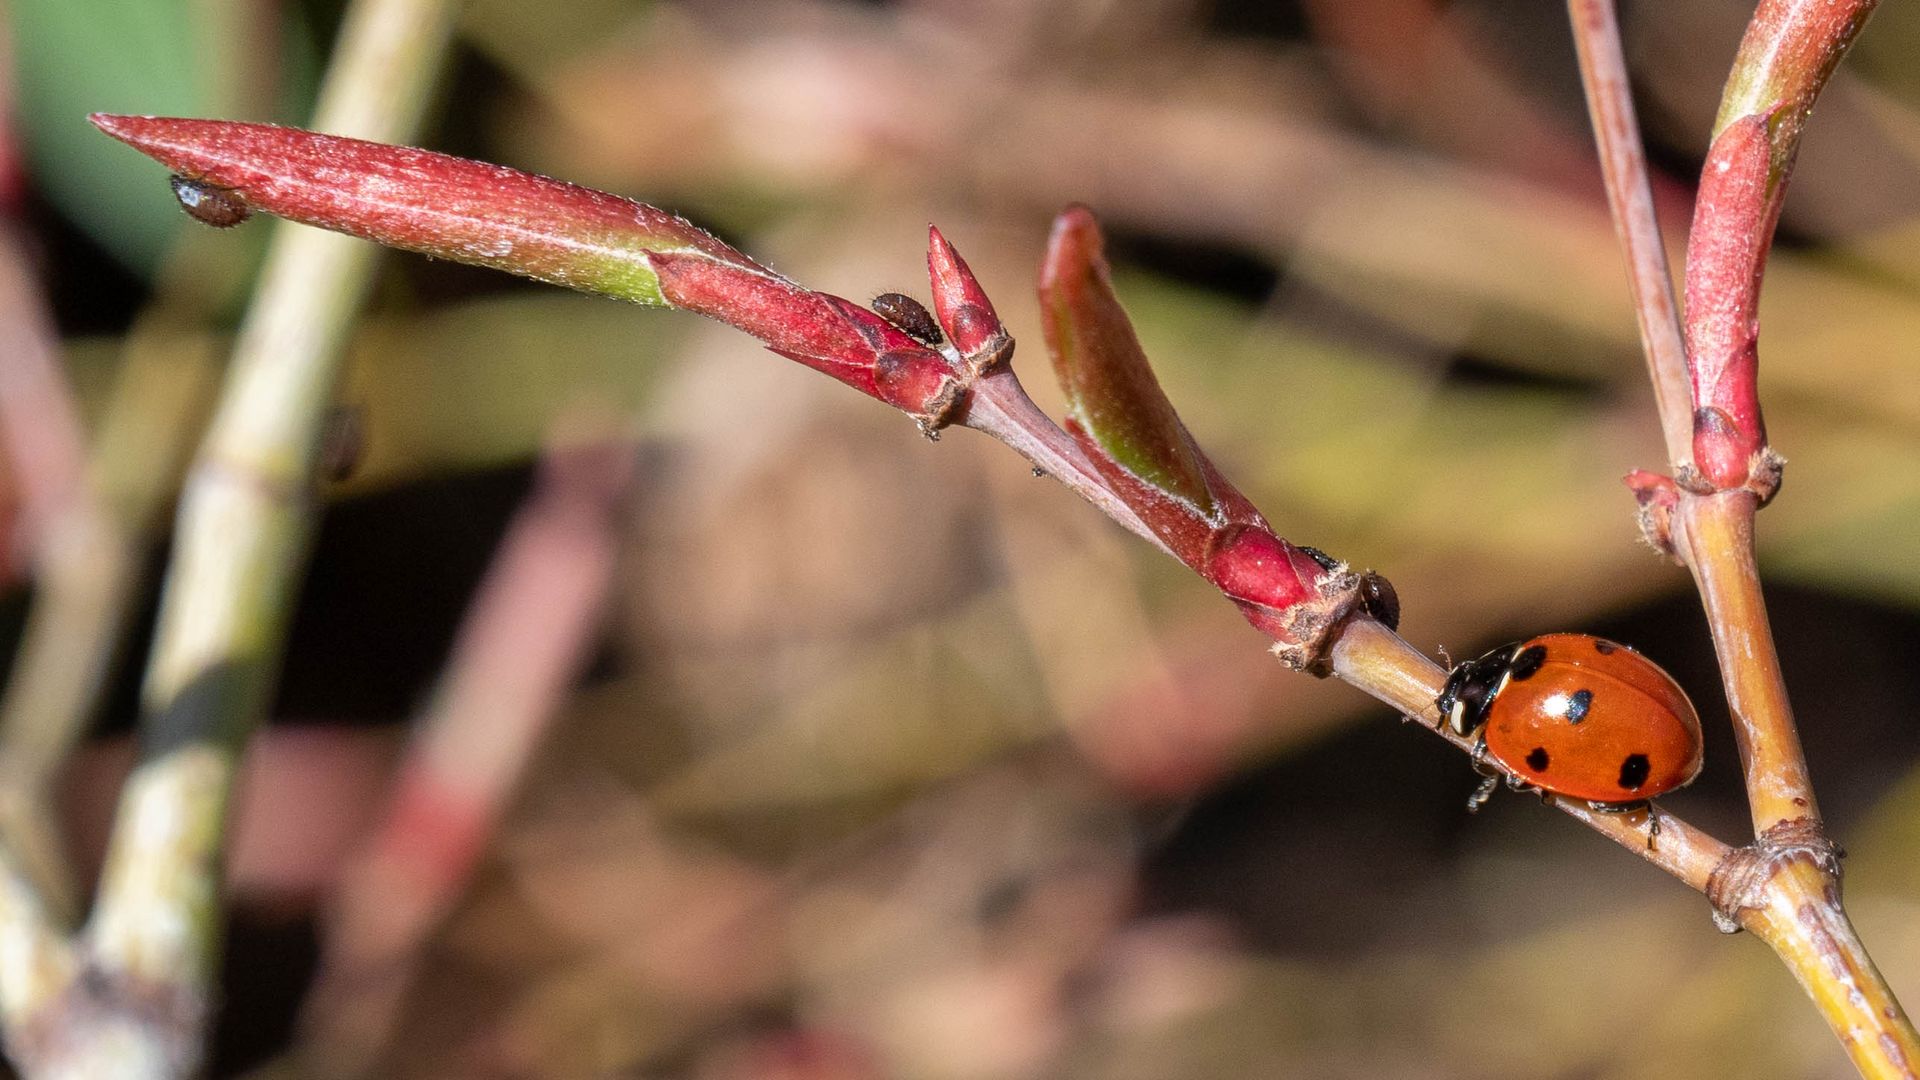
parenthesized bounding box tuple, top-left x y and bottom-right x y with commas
(1435, 643, 1520, 737)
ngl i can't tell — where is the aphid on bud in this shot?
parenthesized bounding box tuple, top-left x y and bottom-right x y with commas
(1359, 571, 1400, 631)
(169, 175, 251, 228)
(871, 292, 944, 347)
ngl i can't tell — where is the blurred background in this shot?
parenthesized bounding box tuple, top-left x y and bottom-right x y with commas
(5, 0, 1920, 1076)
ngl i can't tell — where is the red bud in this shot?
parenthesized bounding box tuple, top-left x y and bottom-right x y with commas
(927, 225, 1010, 370)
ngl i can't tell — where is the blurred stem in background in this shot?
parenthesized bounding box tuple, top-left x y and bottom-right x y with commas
(82, 0, 457, 1069)
(0, 0, 258, 933)
(300, 426, 634, 1080)
(0, 0, 458, 1073)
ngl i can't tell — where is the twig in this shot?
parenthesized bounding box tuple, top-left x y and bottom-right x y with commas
(961, 370, 1170, 558)
(86, 33, 1915, 1071)
(91, 112, 1744, 896)
(1570, 2, 1917, 1076)
(1676, 487, 1918, 1078)
(1755, 872, 1916, 1078)
(1566, 0, 1691, 466)
(1674, 492, 1813, 826)
(1675, 0, 1873, 833)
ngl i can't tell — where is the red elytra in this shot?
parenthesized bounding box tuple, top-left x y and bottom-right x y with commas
(1437, 633, 1703, 808)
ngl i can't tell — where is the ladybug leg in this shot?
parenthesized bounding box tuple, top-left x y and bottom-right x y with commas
(1465, 774, 1498, 814)
(1586, 798, 1658, 846)
(1464, 732, 1502, 812)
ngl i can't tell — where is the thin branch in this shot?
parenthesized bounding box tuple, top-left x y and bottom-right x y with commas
(1724, 836, 1920, 1080)
(1566, 0, 1691, 467)
(91, 111, 1744, 898)
(1568, 1, 1917, 1072)
(1673, 492, 1812, 829)
(961, 369, 1172, 559)
(1664, 0, 1875, 839)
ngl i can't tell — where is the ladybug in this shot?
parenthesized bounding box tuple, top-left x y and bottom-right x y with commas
(1436, 633, 1702, 813)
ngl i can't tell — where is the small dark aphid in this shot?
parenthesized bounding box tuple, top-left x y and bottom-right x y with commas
(169, 175, 251, 228)
(1359, 571, 1400, 631)
(1294, 547, 1400, 631)
(1297, 545, 1340, 573)
(319, 404, 366, 482)
(871, 292, 944, 347)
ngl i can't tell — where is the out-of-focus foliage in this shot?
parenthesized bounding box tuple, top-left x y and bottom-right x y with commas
(13, 0, 1920, 1077)
(12, 0, 316, 270)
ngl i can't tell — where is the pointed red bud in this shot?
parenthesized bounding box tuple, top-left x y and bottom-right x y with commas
(93, 115, 966, 424)
(1204, 524, 1325, 635)
(1041, 207, 1215, 513)
(648, 253, 956, 419)
(927, 225, 1011, 371)
(90, 114, 751, 307)
(822, 296, 962, 419)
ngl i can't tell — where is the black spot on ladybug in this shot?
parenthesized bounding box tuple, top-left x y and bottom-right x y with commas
(1507, 645, 1548, 681)
(1618, 753, 1651, 790)
(1593, 639, 1617, 654)
(1565, 688, 1593, 724)
(871, 292, 944, 346)
(1525, 747, 1550, 772)
(170, 175, 251, 228)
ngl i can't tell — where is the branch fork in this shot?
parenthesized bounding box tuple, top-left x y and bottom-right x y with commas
(1707, 817, 1843, 932)
(1572, 1, 1913, 1075)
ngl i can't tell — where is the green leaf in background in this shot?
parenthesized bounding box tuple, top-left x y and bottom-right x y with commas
(12, 0, 317, 275)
